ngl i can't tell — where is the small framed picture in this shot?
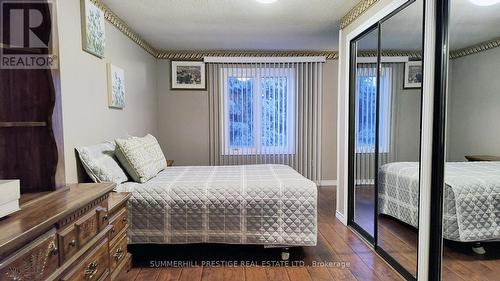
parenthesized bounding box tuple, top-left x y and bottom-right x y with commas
(107, 64, 125, 109)
(171, 61, 206, 90)
(80, 0, 106, 58)
(404, 61, 422, 89)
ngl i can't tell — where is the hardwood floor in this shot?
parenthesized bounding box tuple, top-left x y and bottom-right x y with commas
(353, 184, 375, 236)
(353, 186, 418, 276)
(116, 186, 404, 281)
(354, 186, 500, 281)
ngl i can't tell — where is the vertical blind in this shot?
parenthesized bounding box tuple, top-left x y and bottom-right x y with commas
(354, 63, 394, 185)
(207, 61, 324, 182)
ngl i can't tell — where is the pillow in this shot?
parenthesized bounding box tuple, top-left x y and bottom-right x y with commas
(76, 142, 129, 184)
(115, 134, 167, 183)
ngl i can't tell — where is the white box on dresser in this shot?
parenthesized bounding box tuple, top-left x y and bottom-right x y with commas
(0, 180, 20, 219)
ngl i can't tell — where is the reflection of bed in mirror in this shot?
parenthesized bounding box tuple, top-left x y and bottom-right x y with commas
(379, 161, 500, 252)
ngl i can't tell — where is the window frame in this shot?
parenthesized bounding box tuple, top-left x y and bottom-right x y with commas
(219, 66, 296, 156)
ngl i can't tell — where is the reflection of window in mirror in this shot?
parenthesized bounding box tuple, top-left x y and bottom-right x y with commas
(442, 0, 500, 280)
(348, 0, 425, 279)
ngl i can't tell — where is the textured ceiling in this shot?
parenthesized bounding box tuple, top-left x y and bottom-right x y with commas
(101, 0, 358, 51)
(358, 0, 500, 51)
(449, 0, 500, 49)
(102, 0, 500, 52)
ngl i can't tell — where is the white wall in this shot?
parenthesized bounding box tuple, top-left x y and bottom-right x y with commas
(394, 66, 422, 162)
(394, 89, 421, 161)
(57, 0, 159, 183)
(447, 47, 500, 161)
(56, 0, 338, 184)
(156, 59, 339, 181)
(156, 60, 210, 166)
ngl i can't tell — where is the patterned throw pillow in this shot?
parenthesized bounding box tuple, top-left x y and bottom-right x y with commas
(76, 142, 129, 184)
(115, 134, 167, 183)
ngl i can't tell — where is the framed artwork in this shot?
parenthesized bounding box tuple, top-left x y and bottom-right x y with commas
(404, 61, 422, 89)
(81, 0, 105, 58)
(107, 64, 125, 109)
(171, 61, 206, 90)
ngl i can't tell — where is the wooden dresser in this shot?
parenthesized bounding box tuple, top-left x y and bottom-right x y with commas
(465, 155, 500, 162)
(0, 184, 131, 281)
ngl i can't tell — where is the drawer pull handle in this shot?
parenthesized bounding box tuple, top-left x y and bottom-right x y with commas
(111, 227, 116, 234)
(51, 247, 59, 256)
(122, 217, 128, 224)
(69, 239, 77, 247)
(48, 241, 58, 256)
(84, 261, 99, 279)
(103, 215, 108, 221)
(114, 247, 124, 261)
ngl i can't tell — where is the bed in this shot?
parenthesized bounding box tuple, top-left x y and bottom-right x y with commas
(378, 161, 500, 242)
(115, 164, 318, 247)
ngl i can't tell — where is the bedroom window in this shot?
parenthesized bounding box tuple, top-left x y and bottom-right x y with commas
(355, 65, 392, 153)
(221, 67, 295, 155)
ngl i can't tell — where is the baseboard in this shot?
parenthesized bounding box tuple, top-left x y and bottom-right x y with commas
(335, 210, 347, 225)
(318, 180, 337, 186)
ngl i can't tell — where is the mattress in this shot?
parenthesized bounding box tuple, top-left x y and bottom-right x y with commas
(378, 161, 500, 242)
(116, 164, 317, 246)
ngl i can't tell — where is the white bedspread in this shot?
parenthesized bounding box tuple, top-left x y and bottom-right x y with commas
(379, 161, 500, 242)
(116, 164, 317, 246)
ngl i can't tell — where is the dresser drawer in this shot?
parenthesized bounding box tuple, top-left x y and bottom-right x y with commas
(58, 226, 78, 263)
(61, 237, 109, 281)
(75, 210, 99, 247)
(96, 207, 109, 231)
(0, 229, 59, 281)
(109, 234, 127, 273)
(109, 209, 127, 241)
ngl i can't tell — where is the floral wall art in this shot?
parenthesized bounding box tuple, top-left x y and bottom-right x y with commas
(107, 64, 125, 109)
(81, 0, 105, 58)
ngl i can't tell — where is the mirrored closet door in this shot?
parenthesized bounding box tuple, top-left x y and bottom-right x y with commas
(376, 0, 423, 278)
(348, 0, 424, 280)
(439, 0, 500, 280)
